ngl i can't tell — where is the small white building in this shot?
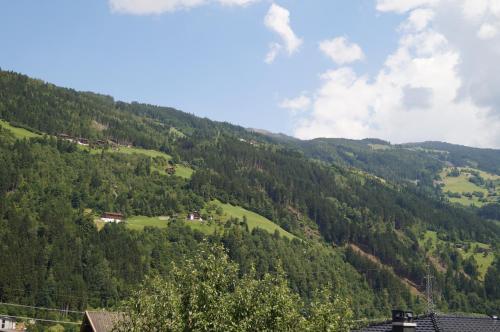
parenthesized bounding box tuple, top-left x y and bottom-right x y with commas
(100, 212, 124, 223)
(187, 212, 202, 221)
(0, 316, 17, 331)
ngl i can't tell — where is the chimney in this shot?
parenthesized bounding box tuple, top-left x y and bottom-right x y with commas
(392, 310, 417, 332)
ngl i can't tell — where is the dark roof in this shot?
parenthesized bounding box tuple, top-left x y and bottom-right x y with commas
(434, 315, 500, 332)
(81, 311, 125, 332)
(356, 313, 500, 332)
(101, 212, 124, 218)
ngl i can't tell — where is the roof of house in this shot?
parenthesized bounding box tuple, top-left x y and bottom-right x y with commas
(101, 212, 124, 218)
(82, 311, 125, 332)
(356, 313, 500, 332)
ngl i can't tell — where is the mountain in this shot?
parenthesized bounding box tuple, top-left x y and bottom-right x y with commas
(0, 69, 499, 323)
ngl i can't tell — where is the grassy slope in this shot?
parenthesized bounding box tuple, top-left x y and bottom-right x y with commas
(420, 231, 494, 280)
(86, 145, 170, 158)
(0, 119, 41, 139)
(85, 146, 194, 179)
(125, 216, 169, 231)
(0, 119, 187, 174)
(124, 201, 295, 239)
(174, 165, 194, 179)
(368, 144, 392, 150)
(440, 167, 499, 207)
(126, 215, 217, 234)
(204, 200, 295, 240)
(114, 146, 172, 159)
(99, 147, 193, 179)
(169, 127, 186, 138)
(183, 221, 224, 235)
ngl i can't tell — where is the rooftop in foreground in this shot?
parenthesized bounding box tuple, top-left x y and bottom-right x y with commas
(356, 310, 500, 332)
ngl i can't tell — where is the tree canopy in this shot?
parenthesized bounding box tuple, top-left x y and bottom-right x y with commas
(115, 243, 353, 332)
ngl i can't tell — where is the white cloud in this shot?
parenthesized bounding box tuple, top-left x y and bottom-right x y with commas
(264, 3, 302, 63)
(218, 0, 258, 6)
(265, 43, 282, 64)
(401, 8, 435, 31)
(376, 0, 437, 13)
(478, 23, 498, 39)
(319, 37, 364, 65)
(279, 94, 311, 113)
(109, 0, 258, 15)
(290, 1, 500, 148)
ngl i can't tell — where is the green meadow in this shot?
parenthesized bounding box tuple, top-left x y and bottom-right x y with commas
(201, 200, 296, 240)
(86, 145, 194, 179)
(0, 119, 195, 179)
(420, 230, 494, 280)
(0, 119, 41, 139)
(169, 127, 186, 138)
(121, 201, 295, 240)
(368, 144, 392, 150)
(103, 146, 193, 179)
(174, 165, 194, 179)
(125, 216, 169, 231)
(440, 167, 499, 206)
(124, 216, 225, 237)
(113, 146, 172, 159)
(87, 145, 172, 159)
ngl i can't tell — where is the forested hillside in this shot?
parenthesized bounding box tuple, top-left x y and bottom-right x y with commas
(0, 70, 499, 327)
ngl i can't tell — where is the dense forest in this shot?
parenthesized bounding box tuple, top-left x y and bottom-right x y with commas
(0, 69, 499, 329)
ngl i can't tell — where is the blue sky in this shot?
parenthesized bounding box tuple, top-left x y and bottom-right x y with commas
(0, 1, 400, 131)
(1, 0, 499, 147)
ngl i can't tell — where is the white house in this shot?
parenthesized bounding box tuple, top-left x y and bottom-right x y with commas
(187, 212, 202, 221)
(0, 316, 17, 331)
(100, 212, 124, 223)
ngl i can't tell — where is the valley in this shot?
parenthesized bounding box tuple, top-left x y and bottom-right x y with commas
(0, 70, 499, 329)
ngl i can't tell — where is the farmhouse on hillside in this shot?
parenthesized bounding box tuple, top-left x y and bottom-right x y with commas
(187, 211, 202, 221)
(166, 166, 176, 175)
(58, 133, 74, 142)
(0, 316, 18, 331)
(100, 212, 124, 223)
(92, 139, 107, 148)
(77, 138, 89, 146)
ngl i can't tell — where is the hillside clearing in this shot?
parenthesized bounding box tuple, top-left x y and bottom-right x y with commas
(201, 200, 296, 240)
(439, 167, 500, 207)
(174, 165, 194, 179)
(125, 216, 169, 231)
(121, 201, 295, 240)
(86, 145, 194, 179)
(102, 146, 193, 179)
(113, 146, 172, 159)
(0, 119, 41, 139)
(419, 230, 494, 280)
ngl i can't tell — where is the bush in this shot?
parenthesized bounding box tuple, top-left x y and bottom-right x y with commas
(469, 175, 485, 186)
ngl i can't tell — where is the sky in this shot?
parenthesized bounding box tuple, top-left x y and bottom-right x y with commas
(1, 0, 499, 148)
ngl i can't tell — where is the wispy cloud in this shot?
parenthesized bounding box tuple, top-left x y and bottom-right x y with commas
(376, 0, 437, 13)
(264, 3, 302, 63)
(279, 94, 311, 113)
(265, 43, 282, 64)
(109, 0, 258, 15)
